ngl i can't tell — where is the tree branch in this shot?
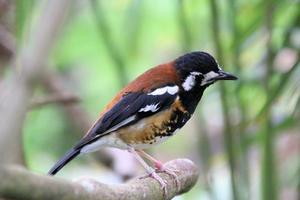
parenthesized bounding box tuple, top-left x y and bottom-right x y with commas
(0, 0, 71, 165)
(0, 159, 199, 200)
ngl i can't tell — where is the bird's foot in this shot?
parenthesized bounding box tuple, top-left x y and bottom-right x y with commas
(150, 171, 168, 197)
(154, 161, 180, 191)
(139, 170, 167, 197)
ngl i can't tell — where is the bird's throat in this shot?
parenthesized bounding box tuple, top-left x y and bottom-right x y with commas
(179, 87, 205, 114)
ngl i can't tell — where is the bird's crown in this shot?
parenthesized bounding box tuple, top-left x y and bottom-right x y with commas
(175, 51, 219, 75)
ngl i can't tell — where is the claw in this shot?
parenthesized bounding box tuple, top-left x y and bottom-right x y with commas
(139, 171, 168, 197)
(152, 159, 180, 191)
(150, 172, 168, 197)
(131, 149, 178, 197)
(156, 166, 180, 191)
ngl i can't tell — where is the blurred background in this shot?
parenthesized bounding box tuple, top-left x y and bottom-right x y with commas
(0, 0, 299, 199)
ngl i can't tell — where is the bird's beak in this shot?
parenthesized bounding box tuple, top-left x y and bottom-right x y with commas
(213, 70, 238, 81)
(201, 70, 238, 86)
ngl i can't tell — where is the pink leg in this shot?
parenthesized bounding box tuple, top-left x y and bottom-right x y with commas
(136, 149, 180, 191)
(128, 147, 167, 196)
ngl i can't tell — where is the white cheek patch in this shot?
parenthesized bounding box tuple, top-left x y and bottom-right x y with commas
(182, 71, 202, 91)
(139, 103, 160, 112)
(148, 85, 178, 95)
(201, 71, 219, 86)
(182, 75, 195, 91)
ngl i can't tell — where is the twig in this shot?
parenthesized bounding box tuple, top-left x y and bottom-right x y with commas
(0, 159, 199, 200)
(30, 93, 80, 108)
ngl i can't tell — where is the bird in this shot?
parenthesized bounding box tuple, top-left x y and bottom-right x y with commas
(48, 51, 237, 194)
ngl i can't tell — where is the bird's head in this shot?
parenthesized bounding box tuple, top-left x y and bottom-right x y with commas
(174, 51, 238, 91)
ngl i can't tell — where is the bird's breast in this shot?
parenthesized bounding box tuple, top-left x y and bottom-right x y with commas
(117, 98, 191, 149)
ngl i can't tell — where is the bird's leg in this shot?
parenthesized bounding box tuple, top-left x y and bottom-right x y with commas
(136, 149, 180, 190)
(136, 149, 164, 169)
(128, 147, 167, 196)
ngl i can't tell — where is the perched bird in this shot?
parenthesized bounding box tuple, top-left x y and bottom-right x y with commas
(48, 51, 237, 193)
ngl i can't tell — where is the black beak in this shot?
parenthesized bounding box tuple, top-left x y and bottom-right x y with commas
(214, 70, 238, 81)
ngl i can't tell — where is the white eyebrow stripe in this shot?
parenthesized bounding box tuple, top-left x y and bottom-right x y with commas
(201, 71, 219, 86)
(191, 72, 202, 76)
(205, 71, 219, 79)
(148, 85, 179, 95)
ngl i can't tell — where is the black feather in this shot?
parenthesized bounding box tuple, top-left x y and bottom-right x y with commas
(48, 148, 80, 175)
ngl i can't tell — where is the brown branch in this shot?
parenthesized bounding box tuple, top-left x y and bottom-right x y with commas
(0, 159, 199, 200)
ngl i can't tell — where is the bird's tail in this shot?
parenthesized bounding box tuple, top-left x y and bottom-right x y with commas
(48, 148, 80, 176)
